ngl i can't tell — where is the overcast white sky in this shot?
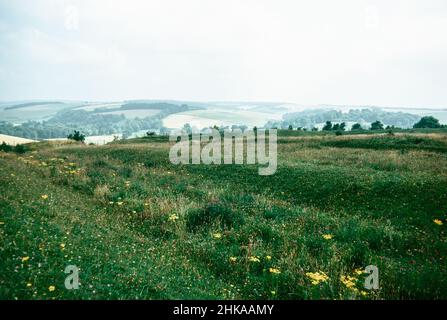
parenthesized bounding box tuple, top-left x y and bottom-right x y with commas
(0, 0, 446, 108)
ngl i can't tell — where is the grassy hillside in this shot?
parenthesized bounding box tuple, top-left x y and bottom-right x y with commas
(1, 131, 446, 299)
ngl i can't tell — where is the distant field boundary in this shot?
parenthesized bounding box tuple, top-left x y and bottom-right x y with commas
(5, 101, 64, 110)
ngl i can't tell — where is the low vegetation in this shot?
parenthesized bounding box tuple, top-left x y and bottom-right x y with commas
(0, 130, 446, 299)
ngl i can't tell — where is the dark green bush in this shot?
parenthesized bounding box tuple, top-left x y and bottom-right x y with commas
(0, 142, 13, 152)
(67, 130, 86, 142)
(92, 159, 110, 168)
(0, 142, 28, 153)
(118, 166, 133, 178)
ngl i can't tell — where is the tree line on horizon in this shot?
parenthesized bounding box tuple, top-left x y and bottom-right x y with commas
(284, 116, 444, 133)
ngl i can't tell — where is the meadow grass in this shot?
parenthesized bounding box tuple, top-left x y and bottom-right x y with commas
(0, 131, 446, 299)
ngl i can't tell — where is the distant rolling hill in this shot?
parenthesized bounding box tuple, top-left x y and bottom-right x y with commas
(1, 99, 446, 139)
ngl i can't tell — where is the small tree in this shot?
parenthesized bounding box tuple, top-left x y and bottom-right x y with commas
(67, 130, 85, 143)
(413, 116, 441, 128)
(288, 125, 293, 130)
(370, 121, 384, 130)
(351, 123, 362, 130)
(14, 144, 27, 154)
(332, 123, 340, 131)
(0, 142, 13, 152)
(340, 122, 346, 131)
(322, 121, 332, 131)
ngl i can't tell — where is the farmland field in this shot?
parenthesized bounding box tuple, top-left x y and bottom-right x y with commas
(95, 109, 161, 119)
(0, 134, 37, 146)
(0, 131, 446, 299)
(163, 109, 283, 129)
(0, 101, 82, 123)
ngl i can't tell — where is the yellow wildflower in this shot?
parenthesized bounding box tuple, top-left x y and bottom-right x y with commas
(269, 267, 281, 274)
(41, 194, 48, 200)
(22, 256, 30, 262)
(305, 272, 329, 285)
(229, 256, 237, 262)
(60, 243, 65, 250)
(116, 201, 123, 206)
(322, 234, 333, 240)
(265, 255, 272, 261)
(0, 221, 4, 225)
(168, 214, 179, 222)
(26, 283, 32, 287)
(434, 219, 443, 226)
(249, 256, 261, 263)
(213, 232, 222, 239)
(48, 285, 55, 292)
(340, 275, 358, 289)
(354, 268, 364, 275)
(271, 291, 276, 296)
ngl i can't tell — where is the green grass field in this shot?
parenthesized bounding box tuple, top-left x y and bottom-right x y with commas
(1, 131, 446, 299)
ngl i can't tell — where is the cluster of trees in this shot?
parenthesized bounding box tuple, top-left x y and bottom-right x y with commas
(413, 116, 444, 128)
(0, 142, 27, 153)
(351, 121, 385, 131)
(285, 120, 382, 132)
(286, 116, 445, 132)
(185, 117, 444, 135)
(322, 121, 347, 131)
(67, 130, 85, 142)
(181, 123, 250, 135)
(287, 125, 318, 131)
(266, 108, 421, 130)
